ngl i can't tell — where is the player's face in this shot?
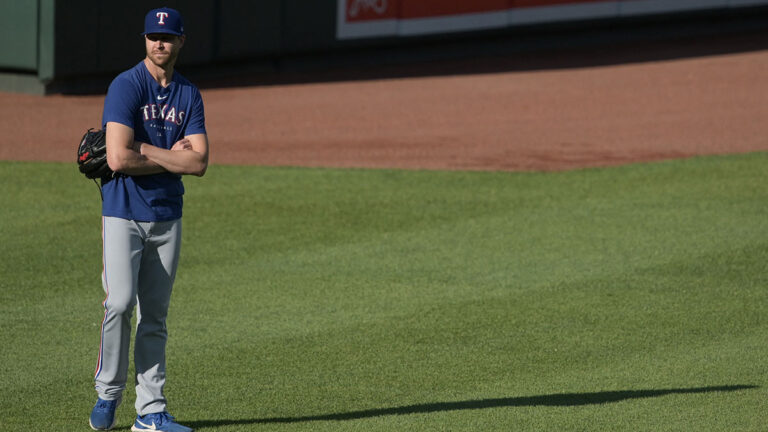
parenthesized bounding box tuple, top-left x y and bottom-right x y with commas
(145, 34, 185, 68)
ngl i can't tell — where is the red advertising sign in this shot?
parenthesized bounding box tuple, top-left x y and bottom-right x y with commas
(513, 0, 615, 7)
(400, 0, 509, 19)
(344, 0, 398, 22)
(337, 0, 743, 39)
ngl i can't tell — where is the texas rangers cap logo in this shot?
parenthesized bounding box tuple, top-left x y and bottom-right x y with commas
(156, 12, 169, 25)
(142, 7, 184, 36)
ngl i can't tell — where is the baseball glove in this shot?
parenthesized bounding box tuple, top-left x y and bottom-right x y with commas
(77, 128, 113, 180)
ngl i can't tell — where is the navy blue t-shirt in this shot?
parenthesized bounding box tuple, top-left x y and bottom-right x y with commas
(101, 61, 206, 221)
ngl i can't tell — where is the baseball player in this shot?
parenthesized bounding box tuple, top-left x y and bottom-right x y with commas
(89, 7, 208, 432)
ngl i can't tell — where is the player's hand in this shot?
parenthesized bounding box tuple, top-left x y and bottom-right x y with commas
(171, 138, 193, 151)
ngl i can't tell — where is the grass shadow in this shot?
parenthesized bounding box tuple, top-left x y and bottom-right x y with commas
(188, 384, 757, 428)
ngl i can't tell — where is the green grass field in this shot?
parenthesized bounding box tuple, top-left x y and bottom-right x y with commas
(1, 154, 767, 431)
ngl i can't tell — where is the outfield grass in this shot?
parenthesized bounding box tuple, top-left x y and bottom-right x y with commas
(1, 154, 767, 431)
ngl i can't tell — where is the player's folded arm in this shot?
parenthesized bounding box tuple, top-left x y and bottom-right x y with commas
(138, 133, 208, 177)
(183, 133, 209, 176)
(105, 121, 165, 175)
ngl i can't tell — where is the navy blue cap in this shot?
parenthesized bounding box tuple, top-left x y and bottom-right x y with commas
(142, 7, 184, 36)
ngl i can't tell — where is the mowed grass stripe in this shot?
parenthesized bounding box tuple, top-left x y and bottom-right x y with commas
(0, 153, 766, 431)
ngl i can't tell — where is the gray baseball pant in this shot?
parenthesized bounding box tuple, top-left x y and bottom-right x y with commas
(94, 216, 182, 416)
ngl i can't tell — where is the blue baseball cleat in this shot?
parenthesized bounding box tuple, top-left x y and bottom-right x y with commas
(89, 398, 121, 430)
(132, 412, 194, 432)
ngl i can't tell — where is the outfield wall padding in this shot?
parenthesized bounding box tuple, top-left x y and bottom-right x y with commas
(0, 0, 766, 94)
(0, 0, 39, 71)
(336, 0, 768, 38)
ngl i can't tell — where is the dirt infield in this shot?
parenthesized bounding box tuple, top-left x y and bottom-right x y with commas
(2, 30, 767, 172)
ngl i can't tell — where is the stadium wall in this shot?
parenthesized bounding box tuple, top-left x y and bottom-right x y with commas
(0, 0, 766, 94)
